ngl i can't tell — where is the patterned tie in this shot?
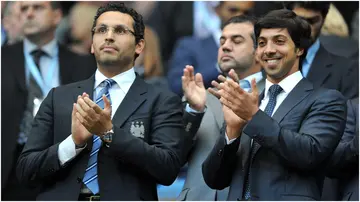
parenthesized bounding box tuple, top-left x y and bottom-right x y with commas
(239, 80, 251, 92)
(82, 79, 116, 194)
(244, 84, 283, 200)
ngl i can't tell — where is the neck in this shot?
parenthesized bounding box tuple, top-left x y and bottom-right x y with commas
(26, 32, 55, 47)
(237, 63, 261, 80)
(98, 64, 133, 78)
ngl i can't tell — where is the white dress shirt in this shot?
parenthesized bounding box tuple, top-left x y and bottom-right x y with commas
(226, 71, 303, 144)
(58, 68, 136, 165)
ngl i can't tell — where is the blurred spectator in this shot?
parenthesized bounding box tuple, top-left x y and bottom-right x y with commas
(2, 1, 25, 46)
(68, 2, 98, 55)
(287, 1, 358, 100)
(321, 3, 349, 37)
(148, 1, 254, 74)
(125, 1, 158, 21)
(1, 1, 96, 200)
(167, 1, 255, 96)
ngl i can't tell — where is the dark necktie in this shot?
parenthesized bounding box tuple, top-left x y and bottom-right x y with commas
(31, 49, 46, 72)
(244, 84, 283, 200)
(82, 79, 116, 194)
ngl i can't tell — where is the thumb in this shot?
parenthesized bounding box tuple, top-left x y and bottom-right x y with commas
(103, 95, 112, 114)
(72, 103, 76, 117)
(195, 73, 205, 89)
(251, 78, 258, 95)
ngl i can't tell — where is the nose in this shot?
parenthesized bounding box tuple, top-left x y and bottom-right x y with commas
(25, 6, 35, 19)
(263, 42, 276, 56)
(105, 29, 115, 43)
(221, 39, 232, 53)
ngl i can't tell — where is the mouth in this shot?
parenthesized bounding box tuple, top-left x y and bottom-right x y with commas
(101, 45, 118, 52)
(221, 55, 233, 61)
(264, 58, 281, 65)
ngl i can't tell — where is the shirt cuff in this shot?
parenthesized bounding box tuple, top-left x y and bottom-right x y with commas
(185, 103, 206, 113)
(58, 134, 87, 166)
(225, 132, 237, 145)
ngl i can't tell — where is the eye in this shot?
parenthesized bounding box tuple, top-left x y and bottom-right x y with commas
(97, 26, 107, 34)
(220, 38, 225, 45)
(276, 40, 285, 45)
(233, 38, 242, 44)
(258, 41, 266, 47)
(20, 6, 28, 12)
(114, 26, 126, 34)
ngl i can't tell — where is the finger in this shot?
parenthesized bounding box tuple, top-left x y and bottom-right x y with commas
(251, 78, 259, 95)
(228, 69, 239, 83)
(218, 75, 227, 83)
(195, 73, 205, 89)
(219, 96, 233, 110)
(76, 111, 90, 129)
(208, 88, 220, 99)
(75, 101, 88, 118)
(211, 80, 222, 90)
(103, 95, 111, 111)
(187, 65, 195, 81)
(226, 79, 246, 96)
(72, 103, 76, 117)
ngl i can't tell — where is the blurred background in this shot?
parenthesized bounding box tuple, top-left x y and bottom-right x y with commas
(1, 1, 359, 201)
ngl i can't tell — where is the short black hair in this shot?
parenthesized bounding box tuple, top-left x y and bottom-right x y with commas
(91, 2, 145, 60)
(222, 15, 257, 49)
(254, 9, 312, 63)
(285, 1, 331, 19)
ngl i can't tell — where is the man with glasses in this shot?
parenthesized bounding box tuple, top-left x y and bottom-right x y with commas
(16, 2, 186, 200)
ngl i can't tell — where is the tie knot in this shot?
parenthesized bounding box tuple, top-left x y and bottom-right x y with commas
(268, 84, 283, 98)
(31, 49, 47, 58)
(102, 79, 116, 88)
(239, 80, 251, 90)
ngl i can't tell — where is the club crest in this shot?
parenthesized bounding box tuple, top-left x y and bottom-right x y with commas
(130, 121, 145, 138)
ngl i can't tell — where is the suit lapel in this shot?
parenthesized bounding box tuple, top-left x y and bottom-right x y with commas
(306, 45, 332, 88)
(72, 74, 95, 103)
(252, 79, 313, 155)
(112, 76, 147, 127)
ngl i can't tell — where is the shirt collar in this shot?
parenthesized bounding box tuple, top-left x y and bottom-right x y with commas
(94, 68, 136, 94)
(304, 38, 320, 65)
(242, 71, 263, 85)
(23, 38, 58, 58)
(264, 71, 303, 98)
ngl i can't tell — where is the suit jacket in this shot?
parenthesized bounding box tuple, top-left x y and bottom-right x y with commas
(1, 41, 97, 188)
(202, 78, 347, 200)
(16, 74, 186, 200)
(327, 97, 359, 201)
(167, 35, 219, 96)
(179, 79, 265, 201)
(147, 1, 194, 72)
(306, 44, 358, 99)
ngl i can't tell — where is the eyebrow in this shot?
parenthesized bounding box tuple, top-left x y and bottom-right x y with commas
(220, 34, 245, 40)
(258, 34, 287, 40)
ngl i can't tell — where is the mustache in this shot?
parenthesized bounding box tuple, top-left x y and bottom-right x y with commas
(100, 43, 119, 51)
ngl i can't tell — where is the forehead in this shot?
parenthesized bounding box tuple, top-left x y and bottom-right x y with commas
(292, 6, 322, 18)
(20, 1, 50, 7)
(222, 23, 253, 37)
(258, 28, 291, 39)
(96, 11, 134, 29)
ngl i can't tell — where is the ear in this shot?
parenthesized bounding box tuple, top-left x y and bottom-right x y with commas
(135, 39, 145, 56)
(91, 44, 94, 54)
(296, 48, 304, 57)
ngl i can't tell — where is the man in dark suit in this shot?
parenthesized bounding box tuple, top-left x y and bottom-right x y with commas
(167, 1, 255, 96)
(1, 1, 96, 200)
(16, 2, 185, 200)
(327, 97, 359, 201)
(287, 1, 358, 100)
(202, 9, 347, 200)
(179, 15, 265, 201)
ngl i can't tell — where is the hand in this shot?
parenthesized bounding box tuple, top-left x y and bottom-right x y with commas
(208, 69, 239, 99)
(222, 103, 247, 140)
(211, 70, 260, 121)
(71, 95, 92, 146)
(182, 65, 206, 111)
(75, 93, 113, 136)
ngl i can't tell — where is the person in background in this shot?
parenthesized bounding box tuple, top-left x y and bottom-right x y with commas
(180, 15, 265, 201)
(2, 1, 25, 46)
(1, 1, 96, 200)
(167, 1, 255, 96)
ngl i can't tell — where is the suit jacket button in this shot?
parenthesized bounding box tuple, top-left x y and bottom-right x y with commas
(217, 149, 223, 156)
(77, 177, 82, 183)
(237, 198, 241, 201)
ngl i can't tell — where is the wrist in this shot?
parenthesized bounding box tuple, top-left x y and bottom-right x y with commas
(71, 135, 86, 147)
(189, 103, 205, 112)
(226, 126, 242, 140)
